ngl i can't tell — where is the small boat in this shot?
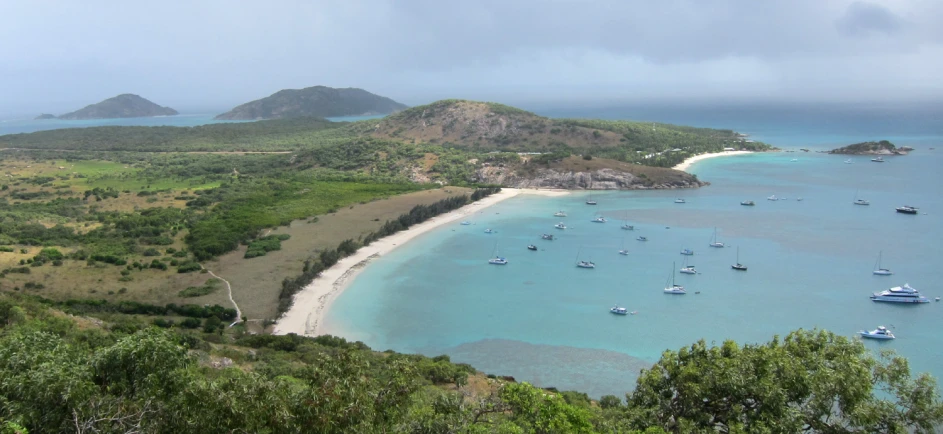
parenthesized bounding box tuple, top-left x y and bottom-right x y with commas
(460, 221, 471, 225)
(488, 242, 507, 265)
(709, 227, 724, 248)
(680, 256, 696, 274)
(680, 248, 694, 256)
(541, 234, 554, 240)
(796, 197, 803, 201)
(527, 245, 537, 251)
(484, 228, 494, 234)
(618, 238, 629, 255)
(871, 156, 885, 162)
(767, 195, 778, 201)
(790, 158, 798, 162)
(663, 262, 686, 294)
(896, 206, 918, 215)
(870, 283, 929, 303)
(610, 305, 628, 315)
(621, 223, 634, 230)
(858, 326, 895, 340)
(554, 222, 567, 229)
(740, 200, 755, 206)
(674, 198, 686, 204)
(636, 236, 648, 242)
(586, 195, 597, 205)
(591, 216, 607, 223)
(731, 247, 747, 271)
(844, 159, 853, 164)
(576, 248, 595, 268)
(853, 189, 869, 206)
(553, 211, 567, 217)
(872, 251, 892, 275)
(936, 297, 941, 302)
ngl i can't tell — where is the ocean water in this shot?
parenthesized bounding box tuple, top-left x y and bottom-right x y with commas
(325, 104, 943, 398)
(0, 114, 383, 135)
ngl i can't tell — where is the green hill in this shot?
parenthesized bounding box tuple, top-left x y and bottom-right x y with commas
(828, 140, 900, 155)
(215, 86, 408, 120)
(57, 94, 178, 120)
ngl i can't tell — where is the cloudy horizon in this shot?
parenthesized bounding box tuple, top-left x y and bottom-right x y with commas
(3, 0, 942, 117)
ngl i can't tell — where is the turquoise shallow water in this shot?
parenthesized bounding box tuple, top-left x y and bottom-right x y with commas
(326, 112, 943, 397)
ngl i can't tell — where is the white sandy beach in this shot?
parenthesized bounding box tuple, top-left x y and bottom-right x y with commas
(273, 188, 569, 337)
(672, 150, 754, 172)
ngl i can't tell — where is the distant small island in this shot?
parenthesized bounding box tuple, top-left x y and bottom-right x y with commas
(215, 85, 408, 120)
(34, 113, 57, 120)
(828, 140, 913, 155)
(57, 94, 178, 120)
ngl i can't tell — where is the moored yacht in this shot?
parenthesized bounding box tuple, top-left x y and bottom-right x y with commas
(610, 305, 628, 315)
(484, 228, 494, 234)
(872, 251, 892, 275)
(870, 283, 928, 303)
(674, 198, 686, 204)
(896, 206, 918, 214)
(680, 248, 694, 256)
(844, 159, 853, 164)
(740, 200, 755, 206)
(767, 195, 778, 201)
(680, 265, 697, 274)
(871, 156, 885, 162)
(527, 245, 537, 251)
(663, 262, 686, 294)
(636, 236, 648, 241)
(858, 326, 895, 340)
(541, 234, 554, 240)
(554, 222, 567, 229)
(854, 199, 870, 206)
(708, 227, 724, 248)
(460, 221, 471, 225)
(488, 256, 508, 265)
(553, 210, 567, 217)
(591, 216, 607, 223)
(576, 260, 596, 269)
(621, 223, 635, 230)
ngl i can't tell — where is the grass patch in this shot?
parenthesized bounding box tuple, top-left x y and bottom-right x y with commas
(178, 278, 221, 297)
(245, 234, 291, 259)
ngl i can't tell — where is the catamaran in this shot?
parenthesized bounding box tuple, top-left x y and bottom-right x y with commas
(636, 236, 648, 242)
(576, 248, 595, 269)
(618, 238, 629, 256)
(541, 234, 554, 240)
(487, 242, 507, 265)
(871, 156, 885, 162)
(674, 198, 686, 204)
(553, 210, 567, 217)
(620, 212, 634, 230)
(680, 256, 696, 274)
(872, 251, 892, 275)
(554, 222, 567, 229)
(709, 227, 724, 248)
(663, 262, 686, 294)
(591, 216, 607, 223)
(680, 248, 694, 256)
(731, 247, 747, 271)
(610, 305, 628, 315)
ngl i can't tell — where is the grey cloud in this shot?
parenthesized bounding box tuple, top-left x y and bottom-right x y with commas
(835, 1, 904, 37)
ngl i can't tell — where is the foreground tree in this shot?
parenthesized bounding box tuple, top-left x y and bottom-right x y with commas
(628, 329, 943, 433)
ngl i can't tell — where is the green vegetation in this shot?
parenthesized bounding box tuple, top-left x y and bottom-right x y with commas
(0, 293, 940, 433)
(177, 278, 221, 297)
(215, 85, 408, 120)
(56, 93, 178, 120)
(244, 234, 291, 259)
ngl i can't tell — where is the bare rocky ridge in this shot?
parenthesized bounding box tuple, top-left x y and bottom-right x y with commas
(473, 156, 705, 190)
(58, 94, 178, 120)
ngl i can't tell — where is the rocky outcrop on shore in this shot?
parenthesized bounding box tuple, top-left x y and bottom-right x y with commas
(473, 166, 707, 190)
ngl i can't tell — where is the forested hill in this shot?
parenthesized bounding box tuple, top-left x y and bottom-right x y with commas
(828, 140, 906, 155)
(371, 99, 772, 166)
(214, 86, 408, 120)
(57, 94, 178, 120)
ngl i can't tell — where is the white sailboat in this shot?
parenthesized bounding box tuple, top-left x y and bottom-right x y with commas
(618, 238, 628, 256)
(709, 227, 725, 248)
(872, 251, 893, 275)
(576, 248, 595, 269)
(621, 212, 634, 230)
(553, 210, 567, 217)
(487, 242, 507, 265)
(731, 246, 747, 271)
(664, 262, 686, 294)
(680, 256, 696, 274)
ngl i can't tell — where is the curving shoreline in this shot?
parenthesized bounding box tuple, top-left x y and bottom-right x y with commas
(273, 188, 569, 337)
(672, 150, 754, 172)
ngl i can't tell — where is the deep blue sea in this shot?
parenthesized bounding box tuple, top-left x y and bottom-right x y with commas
(323, 102, 943, 398)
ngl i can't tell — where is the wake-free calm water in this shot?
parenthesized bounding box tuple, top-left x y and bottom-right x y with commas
(325, 104, 943, 398)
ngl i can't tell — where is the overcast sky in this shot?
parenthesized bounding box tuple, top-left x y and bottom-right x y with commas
(2, 0, 941, 116)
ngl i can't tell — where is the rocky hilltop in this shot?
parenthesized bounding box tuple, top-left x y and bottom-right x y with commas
(828, 140, 911, 155)
(215, 86, 407, 120)
(57, 94, 178, 120)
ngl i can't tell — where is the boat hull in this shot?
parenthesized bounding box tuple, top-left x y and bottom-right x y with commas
(870, 296, 928, 303)
(858, 332, 894, 340)
(872, 270, 893, 275)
